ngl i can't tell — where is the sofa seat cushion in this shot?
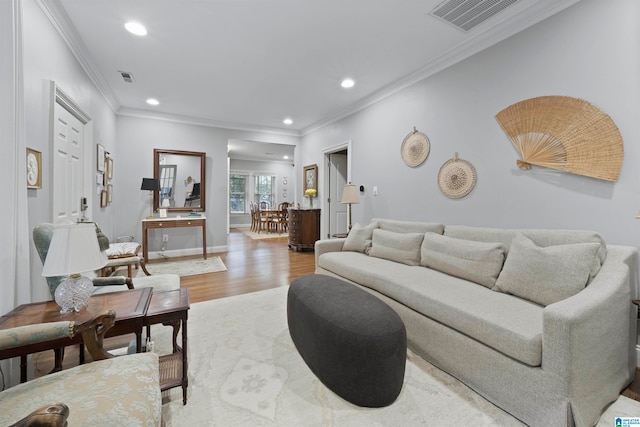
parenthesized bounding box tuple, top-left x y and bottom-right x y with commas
(0, 353, 161, 426)
(318, 252, 544, 366)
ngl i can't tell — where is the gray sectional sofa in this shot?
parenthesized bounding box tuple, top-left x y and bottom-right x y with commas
(314, 218, 638, 427)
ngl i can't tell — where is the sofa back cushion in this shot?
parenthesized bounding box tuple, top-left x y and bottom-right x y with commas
(373, 218, 444, 235)
(342, 222, 378, 254)
(493, 234, 600, 306)
(444, 225, 606, 278)
(420, 233, 507, 288)
(369, 229, 424, 266)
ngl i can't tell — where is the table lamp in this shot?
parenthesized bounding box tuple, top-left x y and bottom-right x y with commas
(340, 183, 360, 232)
(42, 223, 108, 314)
(141, 178, 160, 219)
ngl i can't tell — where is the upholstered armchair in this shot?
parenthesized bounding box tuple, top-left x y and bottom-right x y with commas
(33, 223, 134, 298)
(33, 223, 180, 298)
(0, 311, 162, 426)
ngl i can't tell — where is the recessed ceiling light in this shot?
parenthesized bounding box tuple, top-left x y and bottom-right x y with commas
(341, 78, 355, 89)
(283, 118, 293, 125)
(146, 98, 159, 106)
(283, 155, 289, 160)
(125, 21, 147, 36)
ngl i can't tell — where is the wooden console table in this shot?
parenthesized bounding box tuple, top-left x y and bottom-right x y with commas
(142, 216, 207, 261)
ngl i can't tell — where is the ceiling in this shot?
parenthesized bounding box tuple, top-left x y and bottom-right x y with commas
(44, 0, 580, 159)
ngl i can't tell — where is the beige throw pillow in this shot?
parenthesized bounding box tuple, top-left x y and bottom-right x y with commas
(342, 222, 378, 254)
(493, 234, 600, 306)
(420, 232, 506, 288)
(369, 229, 424, 266)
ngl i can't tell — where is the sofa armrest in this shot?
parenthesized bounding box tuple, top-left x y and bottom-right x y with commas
(315, 238, 346, 267)
(542, 245, 638, 424)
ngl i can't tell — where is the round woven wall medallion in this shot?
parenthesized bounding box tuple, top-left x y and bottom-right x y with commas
(438, 153, 477, 199)
(401, 127, 430, 167)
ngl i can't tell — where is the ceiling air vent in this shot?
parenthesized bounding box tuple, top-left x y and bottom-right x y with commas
(118, 70, 135, 83)
(429, 0, 522, 32)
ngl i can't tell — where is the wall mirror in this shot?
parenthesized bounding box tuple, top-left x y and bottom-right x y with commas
(154, 149, 206, 212)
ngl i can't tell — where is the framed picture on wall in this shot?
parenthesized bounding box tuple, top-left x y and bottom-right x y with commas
(106, 157, 114, 179)
(107, 184, 113, 203)
(97, 144, 105, 172)
(100, 190, 108, 207)
(26, 147, 42, 189)
(303, 164, 318, 192)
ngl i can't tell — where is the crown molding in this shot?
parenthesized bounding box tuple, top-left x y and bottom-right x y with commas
(117, 107, 302, 137)
(37, 0, 120, 113)
(301, 0, 581, 136)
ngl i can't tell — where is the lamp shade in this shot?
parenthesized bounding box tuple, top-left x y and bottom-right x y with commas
(340, 184, 360, 204)
(42, 223, 107, 276)
(141, 178, 160, 191)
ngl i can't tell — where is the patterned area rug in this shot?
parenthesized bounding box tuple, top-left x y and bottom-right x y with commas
(236, 227, 288, 240)
(152, 286, 640, 426)
(114, 256, 226, 277)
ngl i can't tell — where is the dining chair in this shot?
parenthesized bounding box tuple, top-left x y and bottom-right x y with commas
(275, 202, 290, 233)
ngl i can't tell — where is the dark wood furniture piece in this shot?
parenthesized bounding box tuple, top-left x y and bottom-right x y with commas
(288, 208, 320, 252)
(0, 288, 152, 382)
(144, 288, 190, 405)
(142, 216, 207, 261)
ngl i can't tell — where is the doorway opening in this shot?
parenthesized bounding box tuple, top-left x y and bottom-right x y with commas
(323, 141, 352, 238)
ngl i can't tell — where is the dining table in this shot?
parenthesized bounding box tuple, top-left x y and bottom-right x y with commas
(260, 209, 285, 234)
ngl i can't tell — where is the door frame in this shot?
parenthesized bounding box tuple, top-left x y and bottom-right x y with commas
(50, 82, 92, 221)
(322, 140, 352, 239)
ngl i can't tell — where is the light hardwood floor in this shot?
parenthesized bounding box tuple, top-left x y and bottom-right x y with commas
(177, 228, 316, 303)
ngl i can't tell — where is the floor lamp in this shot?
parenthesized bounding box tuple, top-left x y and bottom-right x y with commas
(340, 183, 360, 232)
(141, 178, 160, 219)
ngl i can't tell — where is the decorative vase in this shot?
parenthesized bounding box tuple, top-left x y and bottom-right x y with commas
(309, 197, 313, 208)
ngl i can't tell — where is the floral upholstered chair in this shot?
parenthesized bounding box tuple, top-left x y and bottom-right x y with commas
(0, 311, 162, 426)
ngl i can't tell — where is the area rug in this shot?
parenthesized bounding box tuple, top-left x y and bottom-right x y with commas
(236, 227, 288, 240)
(115, 256, 226, 277)
(151, 286, 640, 426)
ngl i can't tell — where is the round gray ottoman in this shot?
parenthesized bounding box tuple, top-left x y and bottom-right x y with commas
(287, 274, 407, 407)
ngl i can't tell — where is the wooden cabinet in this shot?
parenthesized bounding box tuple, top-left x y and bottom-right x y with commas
(288, 208, 320, 252)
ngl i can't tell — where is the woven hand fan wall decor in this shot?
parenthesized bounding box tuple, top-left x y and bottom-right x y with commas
(495, 96, 623, 182)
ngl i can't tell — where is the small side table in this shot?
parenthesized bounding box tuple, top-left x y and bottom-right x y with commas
(331, 233, 348, 239)
(144, 288, 190, 405)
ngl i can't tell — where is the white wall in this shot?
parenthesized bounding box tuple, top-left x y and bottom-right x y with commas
(115, 115, 299, 254)
(303, 0, 640, 248)
(21, 0, 118, 303)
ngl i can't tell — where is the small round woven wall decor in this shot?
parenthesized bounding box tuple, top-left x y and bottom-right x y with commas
(438, 152, 477, 199)
(401, 127, 430, 167)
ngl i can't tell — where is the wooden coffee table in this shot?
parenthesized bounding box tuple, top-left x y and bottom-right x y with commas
(0, 287, 152, 382)
(144, 288, 190, 404)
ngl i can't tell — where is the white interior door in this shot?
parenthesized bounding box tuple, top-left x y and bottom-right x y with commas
(53, 101, 84, 222)
(327, 152, 348, 236)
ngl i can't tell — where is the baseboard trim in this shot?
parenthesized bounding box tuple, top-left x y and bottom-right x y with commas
(147, 245, 227, 260)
